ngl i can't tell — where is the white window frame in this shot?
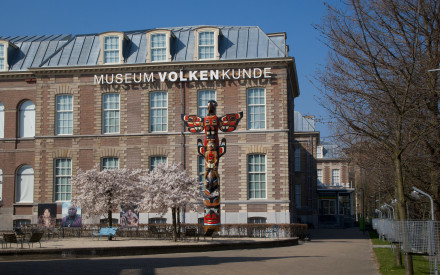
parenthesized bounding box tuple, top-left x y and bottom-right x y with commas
(16, 165, 34, 203)
(332, 169, 340, 186)
(0, 43, 5, 71)
(99, 32, 125, 65)
(150, 91, 168, 132)
(317, 146, 323, 158)
(248, 154, 266, 199)
(0, 102, 4, 138)
(317, 169, 323, 185)
(54, 159, 72, 202)
(150, 156, 167, 171)
(146, 30, 173, 63)
(198, 90, 216, 117)
(247, 88, 266, 130)
(19, 100, 35, 138)
(56, 95, 73, 135)
(102, 157, 119, 170)
(102, 93, 120, 134)
(0, 40, 13, 71)
(194, 27, 220, 61)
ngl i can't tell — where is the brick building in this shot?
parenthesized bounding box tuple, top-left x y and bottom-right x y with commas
(0, 26, 305, 230)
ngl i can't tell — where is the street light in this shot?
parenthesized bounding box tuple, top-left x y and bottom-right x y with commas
(382, 203, 395, 219)
(411, 186, 437, 275)
(375, 209, 382, 218)
(411, 186, 434, 221)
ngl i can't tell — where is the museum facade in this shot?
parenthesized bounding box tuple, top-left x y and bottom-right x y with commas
(0, 26, 305, 230)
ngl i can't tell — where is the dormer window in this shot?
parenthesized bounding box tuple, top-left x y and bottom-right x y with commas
(104, 36, 119, 64)
(0, 44, 5, 70)
(146, 30, 173, 63)
(0, 40, 14, 71)
(99, 32, 126, 65)
(194, 27, 221, 61)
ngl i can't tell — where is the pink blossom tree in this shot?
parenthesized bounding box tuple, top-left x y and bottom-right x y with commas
(71, 166, 144, 232)
(140, 163, 201, 241)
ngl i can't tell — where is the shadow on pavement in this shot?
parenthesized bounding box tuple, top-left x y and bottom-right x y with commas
(0, 254, 325, 275)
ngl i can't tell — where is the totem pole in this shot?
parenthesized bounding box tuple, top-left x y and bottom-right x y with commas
(182, 100, 243, 232)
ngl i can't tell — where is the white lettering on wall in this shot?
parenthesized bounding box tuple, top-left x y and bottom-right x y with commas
(94, 68, 272, 85)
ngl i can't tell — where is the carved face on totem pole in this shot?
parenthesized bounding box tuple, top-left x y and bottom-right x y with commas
(182, 100, 243, 232)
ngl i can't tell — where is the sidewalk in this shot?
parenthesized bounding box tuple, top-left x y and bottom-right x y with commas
(0, 236, 299, 260)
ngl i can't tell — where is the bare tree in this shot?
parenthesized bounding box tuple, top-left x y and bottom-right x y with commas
(316, 0, 440, 273)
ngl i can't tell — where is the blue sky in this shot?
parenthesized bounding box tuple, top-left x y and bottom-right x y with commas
(2, 0, 333, 139)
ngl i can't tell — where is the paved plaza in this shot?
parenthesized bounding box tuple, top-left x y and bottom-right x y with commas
(0, 228, 379, 275)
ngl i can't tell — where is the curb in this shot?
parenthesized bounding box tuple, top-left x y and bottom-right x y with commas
(0, 238, 299, 259)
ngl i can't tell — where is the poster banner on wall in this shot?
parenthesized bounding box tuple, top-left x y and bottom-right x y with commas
(62, 202, 82, 228)
(38, 203, 57, 228)
(120, 204, 139, 227)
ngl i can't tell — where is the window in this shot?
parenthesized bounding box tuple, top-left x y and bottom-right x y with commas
(0, 102, 4, 138)
(195, 27, 220, 61)
(16, 165, 34, 203)
(198, 31, 215, 60)
(102, 157, 119, 170)
(248, 154, 266, 199)
(317, 169, 323, 185)
(151, 34, 167, 62)
(332, 169, 340, 186)
(320, 200, 336, 215)
(150, 156, 167, 171)
(294, 146, 301, 172)
(198, 155, 205, 191)
(150, 92, 167, 132)
(100, 218, 118, 225)
(102, 93, 120, 134)
(247, 88, 266, 129)
(56, 95, 73, 135)
(248, 217, 267, 224)
(149, 217, 166, 224)
(13, 219, 31, 229)
(0, 168, 3, 201)
(55, 159, 72, 201)
(198, 90, 216, 117)
(104, 36, 119, 64)
(19, 100, 35, 138)
(317, 146, 323, 158)
(295, 185, 301, 208)
(146, 30, 173, 63)
(0, 44, 5, 70)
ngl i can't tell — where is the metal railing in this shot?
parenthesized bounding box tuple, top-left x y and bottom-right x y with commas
(373, 218, 439, 275)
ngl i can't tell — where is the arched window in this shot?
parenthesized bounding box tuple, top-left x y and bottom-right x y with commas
(0, 102, 4, 138)
(16, 165, 34, 203)
(19, 100, 35, 138)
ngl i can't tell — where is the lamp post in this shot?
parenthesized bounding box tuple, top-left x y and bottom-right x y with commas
(411, 186, 437, 275)
(382, 203, 395, 219)
(411, 187, 434, 221)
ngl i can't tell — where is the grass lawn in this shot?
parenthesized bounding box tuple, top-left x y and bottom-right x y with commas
(369, 231, 431, 274)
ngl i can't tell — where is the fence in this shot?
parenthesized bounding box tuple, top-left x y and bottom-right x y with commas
(372, 218, 439, 275)
(2, 223, 308, 240)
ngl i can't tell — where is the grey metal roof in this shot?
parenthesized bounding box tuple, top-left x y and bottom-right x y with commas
(0, 35, 71, 71)
(320, 142, 345, 159)
(294, 111, 316, 132)
(39, 26, 287, 68)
